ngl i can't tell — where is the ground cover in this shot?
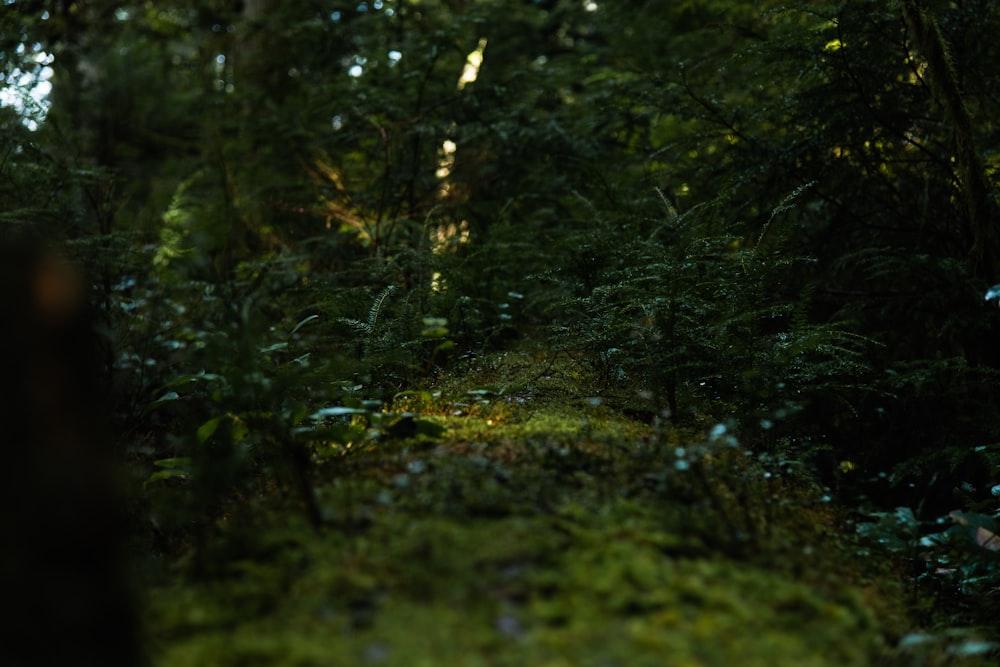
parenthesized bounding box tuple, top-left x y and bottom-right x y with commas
(142, 351, 985, 667)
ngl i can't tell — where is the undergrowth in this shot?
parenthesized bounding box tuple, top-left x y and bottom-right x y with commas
(141, 351, 989, 667)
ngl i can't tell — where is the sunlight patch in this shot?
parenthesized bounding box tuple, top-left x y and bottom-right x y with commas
(458, 38, 487, 90)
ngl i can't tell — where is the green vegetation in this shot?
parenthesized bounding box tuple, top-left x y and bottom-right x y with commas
(143, 352, 902, 667)
(4, 0, 1000, 664)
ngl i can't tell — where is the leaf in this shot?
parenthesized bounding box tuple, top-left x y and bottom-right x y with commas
(422, 316, 449, 338)
(434, 340, 456, 354)
(367, 284, 396, 329)
(290, 352, 312, 366)
(898, 633, 938, 651)
(894, 507, 918, 529)
(230, 415, 249, 442)
(337, 317, 371, 335)
(145, 458, 192, 487)
(154, 457, 192, 469)
(467, 386, 502, 397)
(286, 402, 309, 423)
(311, 406, 368, 419)
(165, 370, 224, 388)
(144, 391, 181, 414)
(197, 416, 223, 444)
(151, 391, 180, 405)
(948, 511, 1000, 551)
(949, 640, 1000, 657)
(146, 469, 189, 485)
(973, 526, 1000, 551)
(290, 314, 320, 335)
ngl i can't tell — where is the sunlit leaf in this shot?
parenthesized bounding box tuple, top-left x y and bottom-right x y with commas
(422, 316, 449, 338)
(197, 416, 223, 444)
(154, 457, 192, 469)
(434, 340, 456, 354)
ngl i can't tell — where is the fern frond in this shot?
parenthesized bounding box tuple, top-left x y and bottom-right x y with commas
(337, 317, 372, 336)
(655, 187, 679, 224)
(367, 284, 396, 330)
(756, 180, 817, 249)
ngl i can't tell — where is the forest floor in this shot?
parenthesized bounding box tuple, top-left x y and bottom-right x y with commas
(141, 349, 983, 667)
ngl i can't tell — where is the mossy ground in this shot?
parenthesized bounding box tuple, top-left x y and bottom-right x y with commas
(141, 351, 982, 666)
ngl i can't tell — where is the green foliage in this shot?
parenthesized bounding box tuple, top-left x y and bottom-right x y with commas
(857, 501, 1000, 660)
(140, 276, 331, 536)
(655, 0, 1000, 459)
(9, 0, 1000, 656)
(550, 186, 872, 447)
(144, 353, 909, 667)
(138, 260, 450, 544)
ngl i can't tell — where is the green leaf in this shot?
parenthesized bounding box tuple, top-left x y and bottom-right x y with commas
(197, 416, 223, 444)
(165, 370, 224, 388)
(467, 386, 502, 397)
(312, 406, 367, 419)
(154, 457, 192, 469)
(434, 340, 456, 354)
(144, 391, 181, 415)
(150, 391, 180, 405)
(145, 458, 192, 487)
(146, 469, 189, 485)
(422, 317, 449, 338)
(290, 314, 320, 335)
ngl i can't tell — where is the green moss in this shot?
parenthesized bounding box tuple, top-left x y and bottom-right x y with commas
(147, 508, 886, 666)
(143, 350, 946, 666)
(526, 553, 883, 667)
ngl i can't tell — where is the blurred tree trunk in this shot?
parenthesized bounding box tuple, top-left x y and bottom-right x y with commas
(0, 237, 143, 667)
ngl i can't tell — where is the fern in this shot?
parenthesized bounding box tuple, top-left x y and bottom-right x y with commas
(549, 184, 872, 440)
(338, 284, 396, 340)
(755, 179, 817, 251)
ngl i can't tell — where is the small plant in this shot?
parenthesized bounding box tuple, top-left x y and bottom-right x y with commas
(143, 273, 450, 549)
(857, 472, 1000, 646)
(338, 284, 398, 353)
(306, 397, 445, 456)
(144, 291, 333, 539)
(335, 283, 458, 392)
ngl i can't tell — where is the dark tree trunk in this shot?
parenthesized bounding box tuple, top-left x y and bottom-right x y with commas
(0, 234, 144, 667)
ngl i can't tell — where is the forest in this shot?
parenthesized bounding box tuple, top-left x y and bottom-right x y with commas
(3, 0, 1000, 665)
